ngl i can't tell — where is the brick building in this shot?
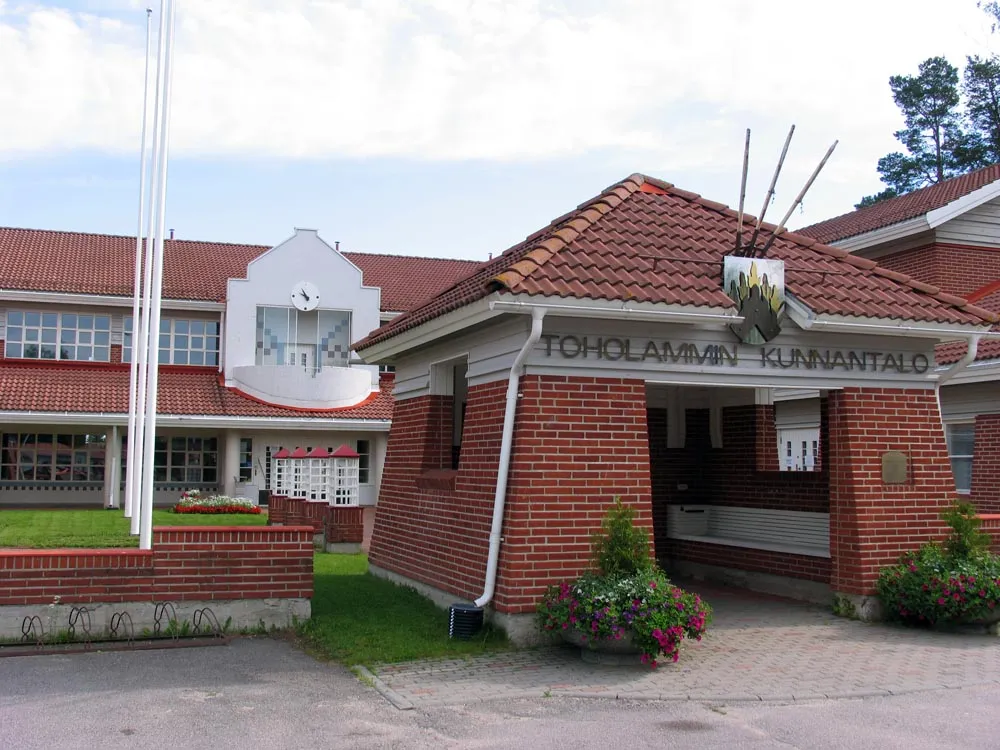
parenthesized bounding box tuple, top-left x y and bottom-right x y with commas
(799, 164, 1000, 513)
(355, 173, 998, 642)
(0, 226, 477, 543)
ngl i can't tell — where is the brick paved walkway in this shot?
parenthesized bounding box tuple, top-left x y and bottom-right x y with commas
(363, 581, 1000, 709)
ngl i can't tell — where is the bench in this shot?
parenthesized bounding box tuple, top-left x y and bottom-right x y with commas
(665, 504, 830, 558)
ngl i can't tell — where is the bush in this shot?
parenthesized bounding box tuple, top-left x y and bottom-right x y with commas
(876, 501, 1000, 625)
(536, 497, 711, 667)
(590, 497, 653, 576)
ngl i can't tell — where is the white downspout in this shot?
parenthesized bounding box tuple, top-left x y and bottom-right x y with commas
(935, 334, 980, 415)
(475, 307, 546, 608)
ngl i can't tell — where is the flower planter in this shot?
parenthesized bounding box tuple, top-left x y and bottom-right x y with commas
(560, 626, 644, 666)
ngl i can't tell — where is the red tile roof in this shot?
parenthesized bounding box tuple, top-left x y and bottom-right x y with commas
(935, 334, 1000, 365)
(0, 364, 393, 420)
(0, 227, 480, 312)
(798, 164, 1000, 244)
(356, 174, 997, 351)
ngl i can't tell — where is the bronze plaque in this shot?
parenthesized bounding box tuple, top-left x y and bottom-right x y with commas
(882, 451, 908, 484)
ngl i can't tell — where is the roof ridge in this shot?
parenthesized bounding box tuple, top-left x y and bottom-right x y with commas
(343, 250, 482, 264)
(0, 225, 274, 251)
(490, 175, 645, 291)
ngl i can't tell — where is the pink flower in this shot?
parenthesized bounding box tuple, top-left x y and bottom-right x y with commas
(649, 581, 657, 590)
(938, 598, 947, 605)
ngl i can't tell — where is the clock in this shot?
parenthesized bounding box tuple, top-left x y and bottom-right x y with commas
(290, 281, 320, 312)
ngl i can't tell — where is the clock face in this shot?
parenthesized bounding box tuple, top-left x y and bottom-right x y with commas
(291, 281, 320, 312)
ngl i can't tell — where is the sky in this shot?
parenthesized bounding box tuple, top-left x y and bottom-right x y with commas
(1, 0, 998, 261)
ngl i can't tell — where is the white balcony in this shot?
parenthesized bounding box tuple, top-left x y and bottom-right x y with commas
(231, 364, 375, 410)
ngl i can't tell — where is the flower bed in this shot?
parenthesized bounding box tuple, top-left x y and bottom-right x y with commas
(536, 497, 711, 668)
(172, 492, 261, 515)
(877, 501, 1000, 626)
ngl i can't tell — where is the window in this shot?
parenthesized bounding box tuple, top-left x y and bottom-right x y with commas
(451, 362, 468, 470)
(356, 439, 370, 484)
(255, 306, 351, 370)
(124, 317, 220, 366)
(265, 445, 283, 490)
(947, 423, 975, 494)
(5, 311, 110, 362)
(239, 438, 253, 483)
(1, 433, 106, 482)
(777, 427, 820, 471)
(122, 435, 218, 484)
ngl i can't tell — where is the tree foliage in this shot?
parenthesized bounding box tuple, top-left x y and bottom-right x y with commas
(857, 57, 987, 208)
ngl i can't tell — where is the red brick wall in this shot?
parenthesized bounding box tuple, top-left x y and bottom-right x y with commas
(979, 514, 1000, 553)
(706, 405, 829, 512)
(369, 376, 654, 615)
(972, 414, 1000, 513)
(0, 526, 313, 605)
(668, 539, 831, 583)
(655, 403, 830, 583)
(368, 381, 507, 603)
(497, 376, 653, 613)
(827, 387, 956, 595)
(877, 243, 1000, 298)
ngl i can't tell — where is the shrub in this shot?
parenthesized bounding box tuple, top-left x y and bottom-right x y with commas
(172, 494, 262, 515)
(537, 497, 711, 667)
(876, 501, 1000, 625)
(590, 496, 653, 576)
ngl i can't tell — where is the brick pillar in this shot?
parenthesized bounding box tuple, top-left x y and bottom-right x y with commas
(646, 407, 669, 552)
(268, 495, 288, 525)
(496, 376, 654, 614)
(326, 507, 364, 544)
(301, 501, 327, 532)
(971, 414, 1000, 513)
(827, 387, 955, 616)
(755, 404, 780, 471)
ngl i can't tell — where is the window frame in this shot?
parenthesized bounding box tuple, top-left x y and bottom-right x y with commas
(121, 434, 219, 485)
(4, 311, 111, 362)
(1, 432, 107, 483)
(946, 421, 976, 495)
(124, 316, 220, 367)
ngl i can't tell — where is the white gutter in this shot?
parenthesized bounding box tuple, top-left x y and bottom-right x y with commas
(475, 307, 546, 608)
(934, 334, 980, 417)
(797, 317, 995, 340)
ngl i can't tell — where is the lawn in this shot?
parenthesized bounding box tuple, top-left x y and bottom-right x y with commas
(0, 508, 268, 548)
(297, 552, 511, 666)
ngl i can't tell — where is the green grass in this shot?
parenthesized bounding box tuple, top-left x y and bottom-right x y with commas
(297, 552, 511, 666)
(0, 508, 268, 548)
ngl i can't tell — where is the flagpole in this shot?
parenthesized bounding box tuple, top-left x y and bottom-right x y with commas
(131, 0, 167, 536)
(124, 7, 154, 519)
(140, 0, 177, 551)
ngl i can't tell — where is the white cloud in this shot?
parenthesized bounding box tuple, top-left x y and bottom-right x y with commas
(0, 0, 997, 218)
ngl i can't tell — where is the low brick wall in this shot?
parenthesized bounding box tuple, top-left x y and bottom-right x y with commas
(0, 526, 314, 638)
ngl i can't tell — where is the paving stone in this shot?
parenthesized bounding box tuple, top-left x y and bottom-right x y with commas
(367, 581, 1000, 708)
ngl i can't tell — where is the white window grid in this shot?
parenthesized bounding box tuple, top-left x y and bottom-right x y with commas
(5, 311, 110, 362)
(328, 442, 370, 484)
(124, 317, 220, 366)
(307, 459, 329, 502)
(946, 422, 975, 494)
(333, 459, 360, 507)
(273, 454, 359, 505)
